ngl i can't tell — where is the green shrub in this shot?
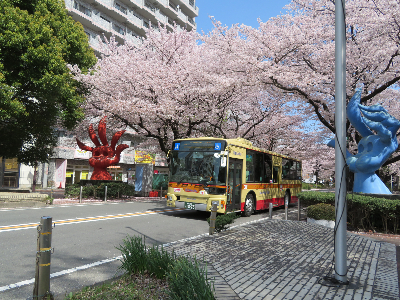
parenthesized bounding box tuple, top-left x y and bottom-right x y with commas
(116, 235, 215, 299)
(65, 184, 95, 198)
(307, 203, 335, 221)
(45, 196, 54, 205)
(298, 191, 400, 233)
(302, 182, 312, 190)
(298, 191, 335, 206)
(117, 236, 148, 275)
(207, 213, 240, 233)
(96, 182, 135, 199)
(167, 256, 215, 300)
(146, 244, 176, 279)
(116, 236, 176, 279)
(65, 182, 135, 199)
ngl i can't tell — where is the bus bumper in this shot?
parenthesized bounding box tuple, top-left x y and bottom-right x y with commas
(167, 194, 226, 213)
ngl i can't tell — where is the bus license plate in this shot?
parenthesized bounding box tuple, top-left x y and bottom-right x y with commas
(184, 202, 196, 210)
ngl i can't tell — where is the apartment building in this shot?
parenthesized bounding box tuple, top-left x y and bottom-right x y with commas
(65, 0, 198, 55)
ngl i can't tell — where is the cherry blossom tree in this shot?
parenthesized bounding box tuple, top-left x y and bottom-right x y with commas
(202, 0, 400, 178)
(73, 26, 313, 159)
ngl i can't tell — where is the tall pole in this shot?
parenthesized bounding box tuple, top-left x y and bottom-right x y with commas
(335, 0, 348, 283)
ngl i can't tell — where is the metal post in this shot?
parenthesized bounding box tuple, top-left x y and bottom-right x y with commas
(269, 203, 273, 219)
(391, 175, 393, 192)
(160, 186, 163, 200)
(105, 185, 107, 202)
(297, 198, 301, 221)
(335, 0, 348, 284)
(33, 216, 53, 300)
(285, 200, 288, 221)
(209, 203, 218, 235)
(79, 186, 83, 203)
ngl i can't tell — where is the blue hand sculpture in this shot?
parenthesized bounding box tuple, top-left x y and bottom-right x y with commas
(329, 88, 400, 194)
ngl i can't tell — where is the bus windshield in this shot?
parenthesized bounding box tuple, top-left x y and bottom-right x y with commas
(169, 140, 226, 185)
(170, 150, 227, 185)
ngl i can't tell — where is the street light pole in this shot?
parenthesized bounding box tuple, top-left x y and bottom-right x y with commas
(335, 0, 348, 284)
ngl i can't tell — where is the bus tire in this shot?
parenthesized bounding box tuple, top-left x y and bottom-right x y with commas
(242, 193, 255, 217)
(284, 191, 291, 207)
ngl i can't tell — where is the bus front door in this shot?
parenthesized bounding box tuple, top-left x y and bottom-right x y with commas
(227, 158, 242, 212)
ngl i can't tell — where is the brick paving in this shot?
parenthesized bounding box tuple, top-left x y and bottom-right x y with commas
(164, 219, 399, 300)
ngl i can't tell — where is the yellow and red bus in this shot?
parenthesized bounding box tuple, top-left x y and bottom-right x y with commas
(166, 137, 302, 216)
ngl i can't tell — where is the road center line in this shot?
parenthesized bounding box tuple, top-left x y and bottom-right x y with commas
(0, 208, 185, 232)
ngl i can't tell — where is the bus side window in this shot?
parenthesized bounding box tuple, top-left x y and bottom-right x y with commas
(273, 166, 279, 183)
(297, 161, 302, 180)
(254, 152, 264, 182)
(264, 154, 272, 183)
(246, 152, 254, 182)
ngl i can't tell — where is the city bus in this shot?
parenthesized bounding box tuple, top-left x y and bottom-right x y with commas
(166, 137, 302, 216)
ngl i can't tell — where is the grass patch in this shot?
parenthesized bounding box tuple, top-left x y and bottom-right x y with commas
(65, 236, 215, 300)
(64, 273, 168, 299)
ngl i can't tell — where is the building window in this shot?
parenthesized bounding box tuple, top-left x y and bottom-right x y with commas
(169, 1, 178, 11)
(73, 1, 92, 17)
(113, 23, 125, 35)
(145, 1, 156, 12)
(188, 17, 195, 25)
(189, 0, 195, 7)
(143, 19, 149, 28)
(114, 2, 127, 14)
(101, 15, 111, 23)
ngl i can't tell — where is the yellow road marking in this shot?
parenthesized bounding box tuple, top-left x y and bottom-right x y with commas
(0, 208, 184, 231)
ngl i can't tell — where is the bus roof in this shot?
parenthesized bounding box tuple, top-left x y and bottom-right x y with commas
(172, 137, 301, 162)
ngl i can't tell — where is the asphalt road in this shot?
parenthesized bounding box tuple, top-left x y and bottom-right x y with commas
(0, 201, 297, 300)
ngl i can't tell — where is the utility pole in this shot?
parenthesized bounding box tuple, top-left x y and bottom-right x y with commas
(335, 0, 348, 284)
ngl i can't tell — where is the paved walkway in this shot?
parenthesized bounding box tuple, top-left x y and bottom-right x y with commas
(164, 219, 400, 300)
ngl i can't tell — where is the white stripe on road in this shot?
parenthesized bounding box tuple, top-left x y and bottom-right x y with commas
(0, 256, 123, 292)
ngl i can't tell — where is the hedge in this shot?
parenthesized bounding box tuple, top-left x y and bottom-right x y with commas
(298, 191, 400, 234)
(65, 182, 135, 199)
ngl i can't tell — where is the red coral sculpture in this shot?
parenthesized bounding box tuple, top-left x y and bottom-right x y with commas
(76, 116, 129, 180)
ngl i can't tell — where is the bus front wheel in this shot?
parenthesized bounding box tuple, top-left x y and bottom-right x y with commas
(243, 194, 255, 217)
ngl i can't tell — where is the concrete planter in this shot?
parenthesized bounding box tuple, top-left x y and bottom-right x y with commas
(307, 217, 335, 229)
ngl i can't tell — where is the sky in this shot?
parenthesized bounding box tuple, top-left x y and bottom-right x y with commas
(195, 0, 292, 34)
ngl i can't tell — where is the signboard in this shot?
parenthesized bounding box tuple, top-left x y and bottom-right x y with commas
(74, 147, 90, 159)
(135, 151, 156, 164)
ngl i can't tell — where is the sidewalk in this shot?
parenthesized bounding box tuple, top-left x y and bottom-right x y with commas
(164, 219, 400, 300)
